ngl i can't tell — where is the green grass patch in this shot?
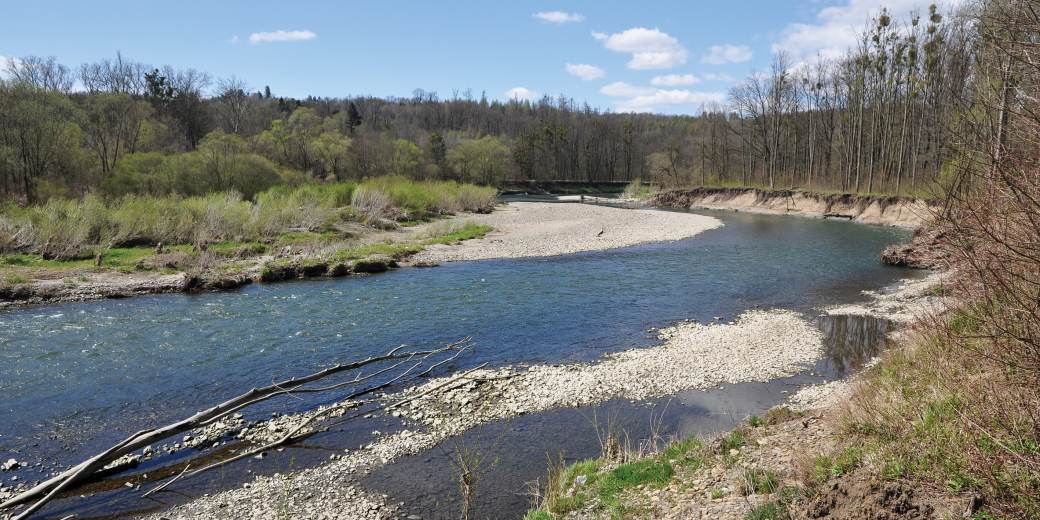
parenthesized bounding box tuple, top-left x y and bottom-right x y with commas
(721, 430, 747, 452)
(745, 502, 784, 520)
(529, 456, 675, 518)
(209, 241, 268, 257)
(274, 230, 339, 247)
(522, 511, 552, 520)
(596, 458, 674, 512)
(4, 273, 28, 284)
(0, 246, 193, 271)
(812, 446, 865, 485)
(741, 468, 780, 495)
(331, 243, 423, 262)
(744, 486, 801, 520)
(422, 223, 492, 245)
(661, 438, 705, 468)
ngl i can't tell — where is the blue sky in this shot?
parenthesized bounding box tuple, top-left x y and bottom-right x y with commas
(0, 0, 953, 114)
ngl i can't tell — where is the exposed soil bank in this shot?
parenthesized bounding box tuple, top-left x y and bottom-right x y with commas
(651, 187, 937, 228)
(880, 226, 949, 269)
(414, 202, 722, 263)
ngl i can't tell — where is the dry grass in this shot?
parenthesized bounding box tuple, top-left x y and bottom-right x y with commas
(0, 179, 496, 260)
(831, 3, 1040, 517)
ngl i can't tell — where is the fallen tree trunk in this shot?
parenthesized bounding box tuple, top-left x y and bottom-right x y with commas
(1, 339, 472, 520)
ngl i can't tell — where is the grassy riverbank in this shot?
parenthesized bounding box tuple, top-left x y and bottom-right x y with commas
(520, 277, 1038, 519)
(0, 177, 496, 261)
(0, 177, 496, 304)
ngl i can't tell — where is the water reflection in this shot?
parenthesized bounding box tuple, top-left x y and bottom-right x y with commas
(364, 314, 900, 520)
(816, 314, 895, 375)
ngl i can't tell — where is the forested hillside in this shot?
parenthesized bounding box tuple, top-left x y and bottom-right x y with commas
(1, 4, 970, 203)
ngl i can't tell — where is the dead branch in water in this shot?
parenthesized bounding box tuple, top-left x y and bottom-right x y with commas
(1, 339, 473, 520)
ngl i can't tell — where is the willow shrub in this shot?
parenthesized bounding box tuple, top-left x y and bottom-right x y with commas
(253, 183, 356, 235)
(356, 177, 497, 218)
(0, 178, 496, 260)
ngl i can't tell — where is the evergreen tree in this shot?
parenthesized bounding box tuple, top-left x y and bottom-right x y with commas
(347, 102, 362, 134)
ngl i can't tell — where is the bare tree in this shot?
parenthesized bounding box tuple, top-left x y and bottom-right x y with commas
(79, 52, 148, 94)
(4, 56, 75, 92)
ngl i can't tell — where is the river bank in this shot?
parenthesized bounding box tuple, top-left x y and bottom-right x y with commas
(140, 309, 825, 520)
(0, 205, 918, 520)
(651, 187, 936, 228)
(521, 271, 953, 520)
(0, 202, 720, 310)
(138, 271, 938, 520)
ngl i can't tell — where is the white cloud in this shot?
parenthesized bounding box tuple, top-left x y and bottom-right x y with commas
(230, 35, 240, 45)
(701, 44, 753, 65)
(594, 27, 689, 70)
(533, 11, 585, 24)
(616, 89, 727, 113)
(651, 73, 700, 86)
(505, 86, 539, 102)
(249, 30, 317, 44)
(600, 82, 657, 97)
(773, 0, 964, 61)
(702, 72, 735, 82)
(565, 63, 605, 81)
(600, 80, 725, 113)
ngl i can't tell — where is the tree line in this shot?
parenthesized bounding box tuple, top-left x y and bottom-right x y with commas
(0, 3, 971, 204)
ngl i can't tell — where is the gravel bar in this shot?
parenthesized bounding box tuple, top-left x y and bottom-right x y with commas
(414, 201, 722, 262)
(148, 309, 822, 520)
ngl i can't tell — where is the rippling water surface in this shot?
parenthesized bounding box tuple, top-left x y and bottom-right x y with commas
(0, 208, 916, 505)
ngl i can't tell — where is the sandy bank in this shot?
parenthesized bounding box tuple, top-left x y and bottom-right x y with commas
(651, 187, 935, 228)
(413, 201, 722, 263)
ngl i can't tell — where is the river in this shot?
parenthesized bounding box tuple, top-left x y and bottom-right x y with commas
(0, 207, 918, 518)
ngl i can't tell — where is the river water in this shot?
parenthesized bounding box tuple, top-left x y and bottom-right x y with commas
(0, 207, 918, 518)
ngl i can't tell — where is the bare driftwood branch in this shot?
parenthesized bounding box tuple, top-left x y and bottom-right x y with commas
(1, 339, 472, 520)
(141, 463, 191, 499)
(180, 361, 491, 482)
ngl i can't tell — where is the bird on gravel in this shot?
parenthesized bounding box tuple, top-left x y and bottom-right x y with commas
(596, 229, 605, 237)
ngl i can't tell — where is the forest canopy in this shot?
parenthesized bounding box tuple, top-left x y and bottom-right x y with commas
(0, 3, 971, 204)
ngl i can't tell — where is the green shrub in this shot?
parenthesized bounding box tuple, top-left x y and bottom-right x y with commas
(106, 148, 282, 200)
(622, 178, 654, 199)
(356, 177, 497, 219)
